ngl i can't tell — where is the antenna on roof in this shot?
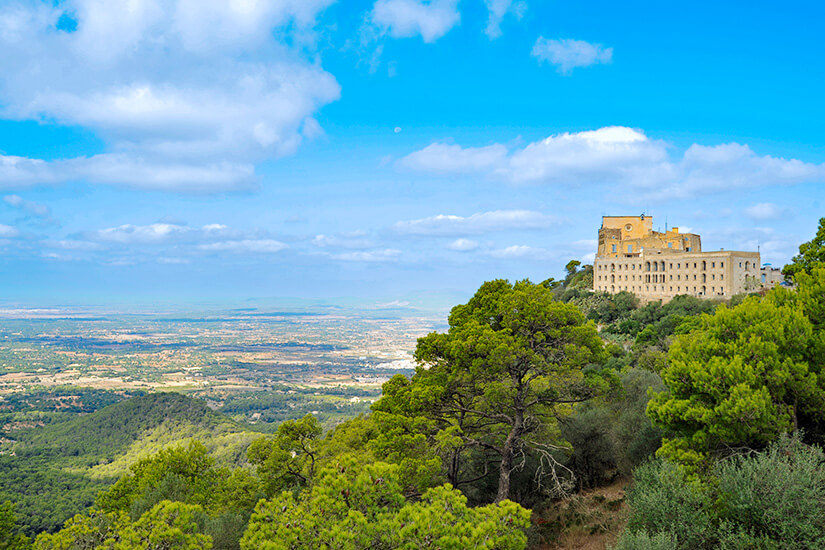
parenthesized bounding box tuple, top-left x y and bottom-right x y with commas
(665, 216, 668, 232)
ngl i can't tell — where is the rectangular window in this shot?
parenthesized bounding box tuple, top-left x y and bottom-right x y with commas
(668, 242, 673, 248)
(612, 244, 617, 253)
(628, 244, 633, 253)
(721, 262, 724, 268)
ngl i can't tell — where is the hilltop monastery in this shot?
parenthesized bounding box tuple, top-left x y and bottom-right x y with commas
(593, 215, 783, 302)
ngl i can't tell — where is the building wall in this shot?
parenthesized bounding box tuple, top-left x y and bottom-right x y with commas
(597, 215, 702, 258)
(593, 250, 761, 302)
(760, 267, 783, 287)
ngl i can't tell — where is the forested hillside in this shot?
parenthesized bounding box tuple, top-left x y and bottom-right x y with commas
(2, 218, 824, 550)
(0, 393, 254, 535)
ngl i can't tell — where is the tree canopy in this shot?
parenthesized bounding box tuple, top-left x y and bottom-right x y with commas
(647, 269, 825, 469)
(783, 217, 825, 280)
(374, 279, 608, 502)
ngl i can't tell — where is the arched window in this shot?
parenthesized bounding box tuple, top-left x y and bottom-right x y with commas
(702, 261, 706, 271)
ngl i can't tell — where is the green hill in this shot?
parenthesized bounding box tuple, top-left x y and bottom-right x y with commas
(0, 392, 255, 535)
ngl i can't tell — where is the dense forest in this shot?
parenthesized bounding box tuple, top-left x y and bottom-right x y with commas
(2, 218, 825, 549)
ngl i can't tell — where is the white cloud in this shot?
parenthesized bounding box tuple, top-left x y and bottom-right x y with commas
(394, 209, 559, 236)
(87, 222, 238, 244)
(745, 203, 786, 221)
(312, 231, 375, 249)
(488, 245, 552, 259)
(399, 142, 508, 174)
(484, 0, 526, 39)
(0, 154, 256, 193)
(0, 224, 19, 238)
(90, 223, 192, 244)
(43, 239, 104, 251)
(0, 0, 339, 192)
(370, 0, 460, 43)
(198, 239, 288, 253)
(156, 256, 191, 265)
(3, 194, 51, 218)
(532, 38, 613, 74)
(332, 248, 402, 262)
(447, 238, 479, 251)
(399, 127, 825, 199)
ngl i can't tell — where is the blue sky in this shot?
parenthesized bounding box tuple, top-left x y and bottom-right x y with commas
(0, 0, 823, 309)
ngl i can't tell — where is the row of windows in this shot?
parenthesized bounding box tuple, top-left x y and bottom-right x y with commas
(599, 260, 760, 273)
(597, 273, 723, 283)
(596, 285, 725, 296)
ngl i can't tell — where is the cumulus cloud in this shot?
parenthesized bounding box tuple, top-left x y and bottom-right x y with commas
(399, 126, 825, 199)
(447, 238, 479, 251)
(312, 231, 375, 249)
(532, 38, 613, 74)
(43, 239, 103, 251)
(332, 249, 402, 262)
(0, 224, 20, 238)
(399, 143, 508, 174)
(89, 223, 193, 244)
(488, 245, 553, 259)
(745, 203, 787, 221)
(197, 239, 288, 253)
(0, 0, 339, 192)
(85, 222, 241, 245)
(484, 0, 526, 39)
(3, 194, 52, 219)
(370, 0, 460, 43)
(0, 154, 256, 193)
(394, 209, 559, 236)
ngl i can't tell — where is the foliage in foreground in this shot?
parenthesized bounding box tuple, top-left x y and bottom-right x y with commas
(617, 433, 825, 549)
(647, 267, 825, 469)
(241, 458, 531, 550)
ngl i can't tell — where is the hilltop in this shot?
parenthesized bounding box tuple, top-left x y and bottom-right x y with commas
(0, 392, 255, 535)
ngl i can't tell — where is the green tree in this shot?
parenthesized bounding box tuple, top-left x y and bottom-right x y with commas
(35, 502, 212, 550)
(565, 260, 581, 277)
(96, 441, 217, 515)
(247, 414, 322, 497)
(0, 501, 30, 550)
(647, 296, 825, 468)
(783, 217, 825, 279)
(240, 459, 530, 550)
(375, 280, 607, 502)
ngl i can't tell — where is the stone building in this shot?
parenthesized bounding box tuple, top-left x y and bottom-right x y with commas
(592, 215, 777, 302)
